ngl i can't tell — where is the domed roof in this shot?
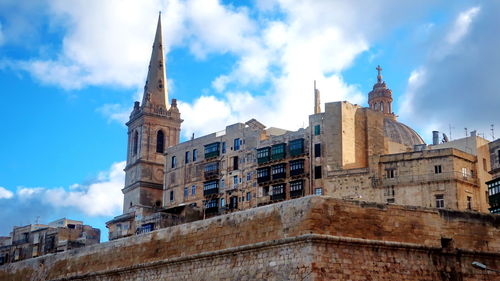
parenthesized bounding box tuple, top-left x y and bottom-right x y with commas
(384, 118, 425, 147)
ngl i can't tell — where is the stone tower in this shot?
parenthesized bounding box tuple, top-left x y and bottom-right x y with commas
(368, 65, 395, 119)
(122, 13, 182, 215)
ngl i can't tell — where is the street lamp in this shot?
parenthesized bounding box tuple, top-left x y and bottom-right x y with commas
(472, 261, 500, 273)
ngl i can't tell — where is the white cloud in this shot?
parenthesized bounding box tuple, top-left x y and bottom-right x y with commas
(399, 4, 500, 142)
(97, 104, 131, 124)
(0, 186, 13, 199)
(446, 6, 480, 45)
(16, 161, 125, 217)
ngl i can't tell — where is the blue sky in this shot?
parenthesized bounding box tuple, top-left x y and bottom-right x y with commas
(1, 0, 499, 240)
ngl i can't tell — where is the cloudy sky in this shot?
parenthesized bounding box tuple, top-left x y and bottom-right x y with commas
(0, 0, 498, 239)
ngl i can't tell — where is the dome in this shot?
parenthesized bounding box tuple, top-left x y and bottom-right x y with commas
(384, 118, 425, 147)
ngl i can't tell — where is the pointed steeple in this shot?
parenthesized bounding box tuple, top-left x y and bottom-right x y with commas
(142, 12, 168, 109)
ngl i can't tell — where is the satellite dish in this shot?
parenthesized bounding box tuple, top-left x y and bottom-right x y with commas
(442, 133, 449, 143)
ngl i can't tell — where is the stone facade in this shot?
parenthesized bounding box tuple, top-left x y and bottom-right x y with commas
(1, 196, 499, 280)
(107, 17, 494, 241)
(0, 219, 100, 265)
(487, 138, 500, 213)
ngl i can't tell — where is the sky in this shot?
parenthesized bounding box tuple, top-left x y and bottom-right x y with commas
(1, 0, 499, 240)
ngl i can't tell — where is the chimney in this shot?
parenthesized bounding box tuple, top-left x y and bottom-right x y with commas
(432, 131, 439, 145)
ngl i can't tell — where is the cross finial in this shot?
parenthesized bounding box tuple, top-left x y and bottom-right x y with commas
(376, 65, 383, 82)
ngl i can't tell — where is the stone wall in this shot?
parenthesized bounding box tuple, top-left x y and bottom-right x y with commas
(1, 196, 499, 281)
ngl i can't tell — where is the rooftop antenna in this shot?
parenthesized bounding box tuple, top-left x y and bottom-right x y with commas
(491, 124, 495, 140)
(191, 133, 194, 141)
(464, 127, 468, 137)
(448, 124, 454, 140)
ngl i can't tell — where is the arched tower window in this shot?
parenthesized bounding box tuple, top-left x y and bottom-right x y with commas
(374, 102, 379, 111)
(156, 130, 165, 153)
(133, 131, 139, 156)
(380, 102, 384, 112)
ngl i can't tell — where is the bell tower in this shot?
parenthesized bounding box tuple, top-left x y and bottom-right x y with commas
(122, 13, 182, 216)
(368, 65, 395, 119)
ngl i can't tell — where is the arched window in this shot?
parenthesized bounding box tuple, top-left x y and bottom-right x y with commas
(380, 102, 384, 112)
(156, 130, 164, 153)
(133, 131, 139, 156)
(374, 102, 379, 111)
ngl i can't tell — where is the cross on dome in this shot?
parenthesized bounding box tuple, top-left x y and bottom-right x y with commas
(376, 65, 383, 82)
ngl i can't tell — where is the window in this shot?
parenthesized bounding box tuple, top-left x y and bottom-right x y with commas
(467, 196, 472, 210)
(290, 159, 305, 176)
(257, 147, 270, 164)
(435, 194, 444, 208)
(461, 167, 468, 177)
(204, 199, 218, 210)
(221, 198, 225, 207)
(271, 143, 286, 160)
(133, 131, 139, 156)
(191, 185, 196, 196)
(434, 165, 442, 174)
(384, 186, 395, 197)
(234, 138, 240, 151)
(233, 175, 238, 185)
(156, 130, 164, 153)
(204, 162, 219, 175)
(171, 156, 177, 168)
(257, 167, 270, 183)
(193, 149, 198, 161)
(184, 187, 188, 198)
(289, 138, 304, 156)
(314, 125, 320, 136)
(246, 192, 251, 201)
(204, 142, 220, 158)
(272, 164, 286, 180)
(170, 190, 174, 202)
(386, 198, 395, 204)
(233, 156, 239, 170)
(203, 180, 219, 196)
(314, 166, 322, 179)
(220, 179, 225, 189)
(185, 151, 190, 164)
(386, 169, 395, 178)
(290, 180, 304, 198)
(247, 172, 251, 181)
(222, 142, 226, 153)
(314, 188, 323, 195)
(272, 184, 284, 195)
(314, 143, 321, 158)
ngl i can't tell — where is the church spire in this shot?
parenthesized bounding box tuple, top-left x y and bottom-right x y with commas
(142, 12, 168, 108)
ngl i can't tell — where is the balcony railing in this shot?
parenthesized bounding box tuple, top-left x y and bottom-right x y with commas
(258, 156, 270, 164)
(272, 172, 286, 180)
(290, 168, 304, 176)
(204, 150, 220, 159)
(205, 206, 219, 214)
(204, 169, 219, 179)
(270, 193, 285, 201)
(375, 171, 479, 187)
(257, 175, 270, 183)
(204, 187, 219, 196)
(290, 188, 304, 198)
(289, 148, 304, 157)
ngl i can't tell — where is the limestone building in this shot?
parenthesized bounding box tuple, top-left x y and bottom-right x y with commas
(0, 218, 100, 265)
(487, 138, 500, 213)
(106, 16, 493, 240)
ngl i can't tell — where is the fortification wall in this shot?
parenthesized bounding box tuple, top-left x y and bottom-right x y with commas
(1, 196, 499, 281)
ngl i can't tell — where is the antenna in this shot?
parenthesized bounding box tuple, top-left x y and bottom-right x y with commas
(448, 124, 454, 140)
(464, 127, 468, 137)
(491, 124, 495, 140)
